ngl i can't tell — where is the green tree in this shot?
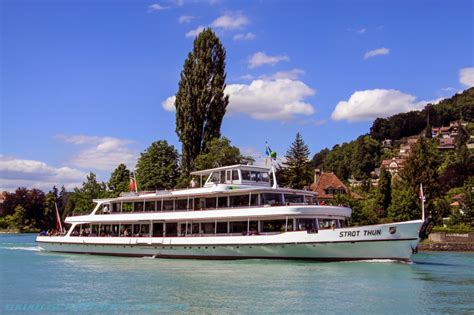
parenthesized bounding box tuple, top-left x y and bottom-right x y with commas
(193, 137, 253, 171)
(108, 163, 131, 196)
(71, 173, 107, 214)
(135, 140, 180, 191)
(388, 178, 421, 221)
(174, 28, 229, 174)
(281, 133, 313, 189)
(377, 167, 392, 211)
(11, 205, 27, 232)
(401, 137, 441, 203)
(460, 176, 474, 226)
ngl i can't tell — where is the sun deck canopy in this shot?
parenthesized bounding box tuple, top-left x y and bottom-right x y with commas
(190, 165, 272, 188)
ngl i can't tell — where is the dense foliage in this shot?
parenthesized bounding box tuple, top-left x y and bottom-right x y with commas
(135, 140, 180, 191)
(193, 137, 253, 171)
(370, 88, 474, 141)
(174, 28, 229, 175)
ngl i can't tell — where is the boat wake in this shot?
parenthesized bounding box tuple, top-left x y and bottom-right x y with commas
(1, 246, 42, 252)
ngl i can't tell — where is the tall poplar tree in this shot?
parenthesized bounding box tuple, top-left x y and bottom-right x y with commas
(282, 133, 313, 189)
(174, 28, 229, 174)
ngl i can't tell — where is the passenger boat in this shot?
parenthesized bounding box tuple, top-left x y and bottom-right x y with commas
(36, 164, 427, 262)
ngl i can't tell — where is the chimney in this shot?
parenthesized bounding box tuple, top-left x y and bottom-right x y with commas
(314, 169, 321, 183)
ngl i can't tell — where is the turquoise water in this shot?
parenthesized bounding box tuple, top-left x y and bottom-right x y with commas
(0, 234, 473, 314)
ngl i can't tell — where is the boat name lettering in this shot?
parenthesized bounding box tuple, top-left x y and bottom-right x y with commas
(339, 229, 382, 237)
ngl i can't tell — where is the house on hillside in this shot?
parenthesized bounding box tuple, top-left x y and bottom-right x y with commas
(380, 158, 406, 175)
(310, 170, 362, 204)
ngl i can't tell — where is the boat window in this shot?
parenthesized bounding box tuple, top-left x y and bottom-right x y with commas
(250, 194, 258, 206)
(175, 199, 188, 211)
(192, 223, 200, 234)
(156, 200, 162, 211)
(230, 195, 249, 207)
(145, 201, 155, 212)
(296, 218, 317, 232)
(112, 203, 121, 213)
(226, 170, 231, 181)
(217, 196, 228, 208)
(122, 202, 132, 212)
(232, 170, 239, 181)
(120, 224, 132, 237)
(71, 225, 81, 236)
(91, 225, 99, 236)
(306, 196, 315, 205)
(249, 221, 258, 234)
(111, 224, 119, 236)
(261, 172, 270, 182)
(216, 222, 228, 234)
(205, 197, 216, 209)
(339, 220, 347, 228)
(284, 194, 304, 204)
(140, 224, 150, 236)
(100, 224, 112, 236)
(201, 222, 215, 234)
(229, 221, 247, 234)
(133, 224, 140, 236)
(134, 202, 144, 212)
(241, 170, 251, 181)
(319, 219, 337, 230)
(208, 172, 220, 184)
(152, 223, 164, 237)
(262, 193, 283, 205)
(261, 220, 287, 232)
(165, 223, 178, 237)
(81, 224, 90, 236)
(163, 200, 174, 211)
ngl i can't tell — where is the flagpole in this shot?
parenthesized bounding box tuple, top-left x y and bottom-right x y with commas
(420, 184, 425, 221)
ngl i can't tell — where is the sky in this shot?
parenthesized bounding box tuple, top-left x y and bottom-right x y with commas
(1, 0, 473, 191)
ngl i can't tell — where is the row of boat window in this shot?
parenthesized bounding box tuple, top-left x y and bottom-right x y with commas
(99, 193, 315, 214)
(69, 218, 345, 237)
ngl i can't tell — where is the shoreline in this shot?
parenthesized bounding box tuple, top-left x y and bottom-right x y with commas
(417, 242, 474, 252)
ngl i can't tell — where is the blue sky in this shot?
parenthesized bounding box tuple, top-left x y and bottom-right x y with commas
(1, 0, 473, 191)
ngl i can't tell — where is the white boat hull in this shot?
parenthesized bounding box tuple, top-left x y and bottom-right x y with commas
(37, 220, 423, 261)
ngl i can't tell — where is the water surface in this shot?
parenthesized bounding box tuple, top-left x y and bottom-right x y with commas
(1, 234, 473, 314)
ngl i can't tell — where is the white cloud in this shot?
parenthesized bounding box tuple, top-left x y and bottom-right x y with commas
(148, 3, 168, 11)
(233, 32, 256, 41)
(364, 47, 390, 59)
(179, 15, 195, 23)
(162, 78, 316, 120)
(162, 96, 176, 111)
(248, 52, 290, 68)
(185, 25, 205, 38)
(211, 12, 249, 30)
(57, 135, 138, 171)
(459, 67, 474, 87)
(226, 79, 315, 120)
(0, 156, 86, 192)
(331, 89, 442, 122)
(356, 28, 366, 34)
(259, 69, 305, 81)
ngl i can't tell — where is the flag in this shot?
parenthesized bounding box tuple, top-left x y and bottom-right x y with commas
(55, 202, 63, 232)
(265, 142, 272, 157)
(265, 141, 277, 159)
(130, 174, 136, 192)
(419, 184, 426, 203)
